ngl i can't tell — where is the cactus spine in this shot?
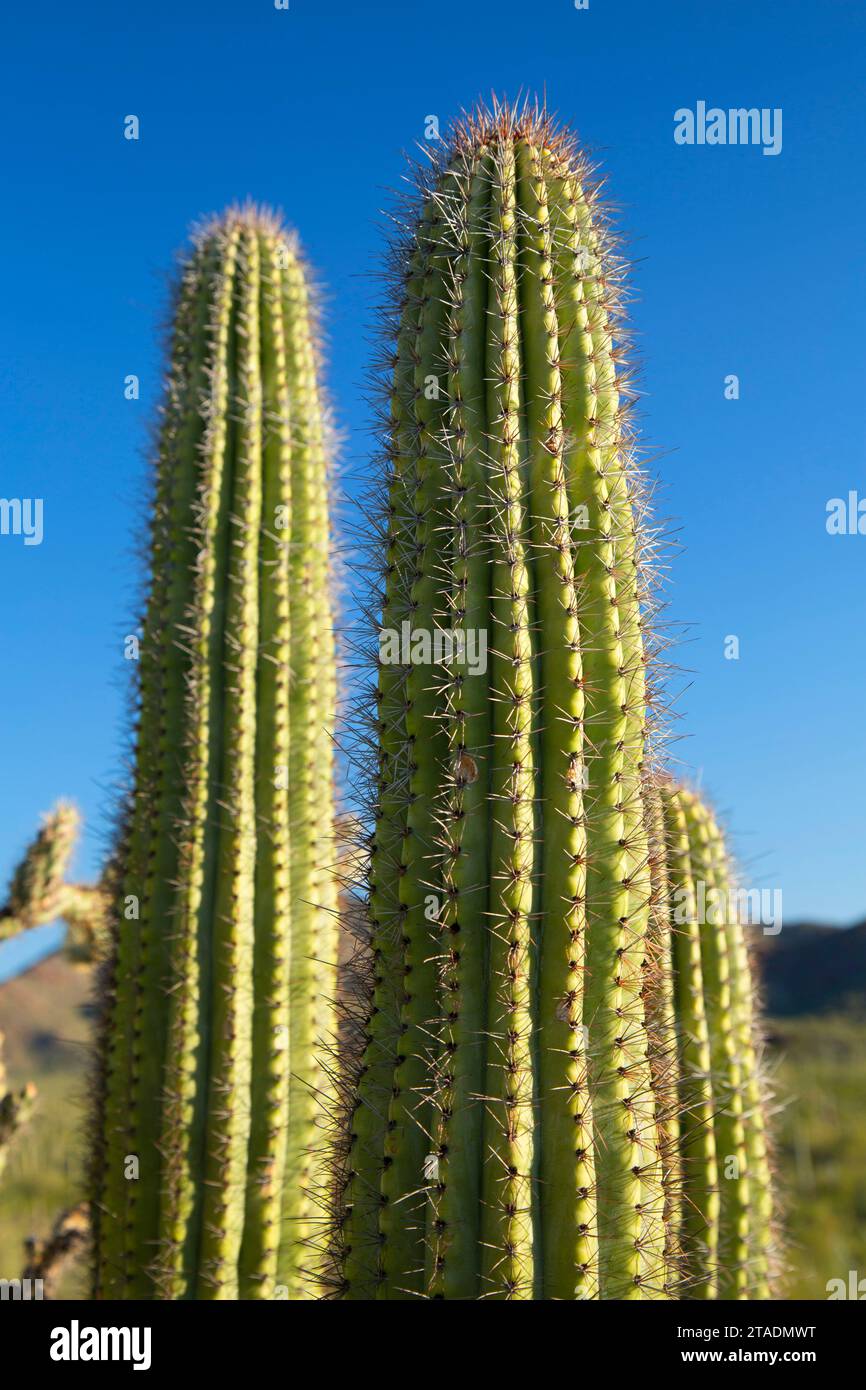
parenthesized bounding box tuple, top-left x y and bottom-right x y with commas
(659, 783, 775, 1299)
(91, 207, 338, 1300)
(341, 104, 668, 1301)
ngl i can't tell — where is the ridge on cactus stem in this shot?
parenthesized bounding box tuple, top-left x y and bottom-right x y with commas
(337, 98, 673, 1301)
(658, 781, 776, 1300)
(90, 204, 339, 1301)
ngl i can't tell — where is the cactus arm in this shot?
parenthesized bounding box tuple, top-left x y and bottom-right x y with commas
(661, 788, 720, 1298)
(59, 885, 110, 964)
(0, 805, 108, 962)
(515, 140, 599, 1300)
(477, 140, 536, 1301)
(1, 803, 78, 934)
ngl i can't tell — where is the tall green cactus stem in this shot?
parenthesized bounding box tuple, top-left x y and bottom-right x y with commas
(659, 784, 774, 1299)
(91, 206, 338, 1301)
(341, 103, 668, 1301)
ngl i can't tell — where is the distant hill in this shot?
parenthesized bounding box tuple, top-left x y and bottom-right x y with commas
(0, 951, 92, 1080)
(751, 920, 866, 1018)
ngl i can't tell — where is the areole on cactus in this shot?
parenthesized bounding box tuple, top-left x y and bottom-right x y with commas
(90, 205, 339, 1301)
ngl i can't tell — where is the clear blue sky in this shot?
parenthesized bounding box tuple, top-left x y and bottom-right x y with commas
(1, 0, 863, 963)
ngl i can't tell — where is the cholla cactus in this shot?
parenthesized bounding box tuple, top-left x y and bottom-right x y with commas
(23, 1203, 91, 1299)
(90, 206, 338, 1301)
(339, 101, 670, 1301)
(1, 802, 80, 931)
(0, 804, 109, 963)
(0, 1030, 36, 1181)
(658, 782, 776, 1299)
(0, 805, 103, 1189)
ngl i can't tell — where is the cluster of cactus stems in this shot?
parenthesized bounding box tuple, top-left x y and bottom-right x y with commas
(336, 103, 776, 1301)
(0, 102, 777, 1303)
(89, 206, 338, 1301)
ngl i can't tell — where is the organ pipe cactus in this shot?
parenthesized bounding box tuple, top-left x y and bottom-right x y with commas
(658, 782, 775, 1299)
(340, 102, 670, 1301)
(90, 206, 338, 1301)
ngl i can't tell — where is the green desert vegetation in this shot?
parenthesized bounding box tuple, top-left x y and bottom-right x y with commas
(771, 1013, 866, 1299)
(0, 954, 91, 1299)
